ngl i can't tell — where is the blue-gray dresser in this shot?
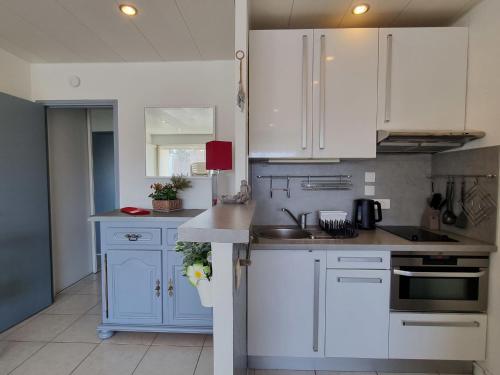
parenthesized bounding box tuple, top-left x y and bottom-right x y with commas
(90, 209, 211, 339)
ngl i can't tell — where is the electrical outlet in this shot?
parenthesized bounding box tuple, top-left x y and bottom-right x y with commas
(376, 199, 391, 209)
(364, 185, 375, 196)
(365, 172, 376, 183)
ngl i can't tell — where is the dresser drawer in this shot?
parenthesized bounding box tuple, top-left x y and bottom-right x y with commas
(105, 227, 162, 246)
(166, 229, 179, 246)
(389, 312, 487, 360)
(327, 251, 390, 269)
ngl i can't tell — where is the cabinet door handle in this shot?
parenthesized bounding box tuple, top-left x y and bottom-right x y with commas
(319, 34, 326, 150)
(337, 256, 383, 263)
(125, 233, 142, 241)
(301, 34, 308, 150)
(394, 269, 486, 278)
(167, 278, 174, 297)
(155, 279, 161, 298)
(384, 34, 393, 123)
(402, 320, 480, 328)
(312, 258, 320, 352)
(337, 277, 382, 284)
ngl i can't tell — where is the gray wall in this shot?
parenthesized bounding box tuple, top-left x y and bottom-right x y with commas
(250, 154, 432, 226)
(431, 146, 499, 244)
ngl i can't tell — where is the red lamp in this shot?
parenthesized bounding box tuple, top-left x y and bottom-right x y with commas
(206, 141, 232, 171)
(206, 141, 233, 205)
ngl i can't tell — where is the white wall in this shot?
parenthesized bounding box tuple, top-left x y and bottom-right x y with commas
(455, 2, 500, 374)
(31, 61, 234, 209)
(0, 47, 31, 99)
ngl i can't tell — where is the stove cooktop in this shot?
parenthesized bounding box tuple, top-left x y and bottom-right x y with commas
(378, 225, 459, 242)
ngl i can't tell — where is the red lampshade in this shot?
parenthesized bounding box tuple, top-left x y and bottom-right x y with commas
(206, 141, 232, 171)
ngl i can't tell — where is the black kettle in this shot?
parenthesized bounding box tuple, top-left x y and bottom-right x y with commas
(353, 199, 382, 230)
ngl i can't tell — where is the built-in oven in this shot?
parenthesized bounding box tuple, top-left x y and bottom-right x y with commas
(391, 254, 489, 312)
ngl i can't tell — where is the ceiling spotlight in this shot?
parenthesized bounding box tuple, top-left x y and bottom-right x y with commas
(352, 4, 369, 15)
(119, 4, 138, 16)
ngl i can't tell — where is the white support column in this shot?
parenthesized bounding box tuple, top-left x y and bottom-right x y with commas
(211, 242, 235, 374)
(234, 0, 249, 187)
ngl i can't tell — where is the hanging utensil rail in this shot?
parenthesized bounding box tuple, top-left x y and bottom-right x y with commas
(257, 175, 352, 198)
(427, 174, 497, 179)
(257, 174, 352, 179)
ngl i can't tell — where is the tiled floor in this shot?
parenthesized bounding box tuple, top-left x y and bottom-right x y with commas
(0, 273, 213, 375)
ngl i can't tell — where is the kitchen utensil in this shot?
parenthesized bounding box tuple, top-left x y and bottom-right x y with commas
(421, 207, 440, 230)
(236, 50, 245, 111)
(353, 199, 382, 230)
(442, 179, 457, 225)
(462, 178, 496, 226)
(430, 193, 442, 209)
(455, 179, 468, 228)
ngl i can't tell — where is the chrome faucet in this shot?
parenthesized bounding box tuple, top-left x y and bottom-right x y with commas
(281, 208, 311, 230)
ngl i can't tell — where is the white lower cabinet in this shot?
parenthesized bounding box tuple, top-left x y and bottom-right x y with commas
(325, 269, 390, 358)
(389, 312, 487, 361)
(248, 250, 326, 357)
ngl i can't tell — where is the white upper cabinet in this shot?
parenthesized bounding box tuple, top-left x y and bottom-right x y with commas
(249, 30, 314, 158)
(312, 29, 378, 158)
(377, 27, 468, 131)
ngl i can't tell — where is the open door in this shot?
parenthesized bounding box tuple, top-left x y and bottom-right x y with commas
(0, 92, 53, 332)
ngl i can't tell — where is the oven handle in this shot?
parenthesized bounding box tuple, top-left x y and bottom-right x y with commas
(393, 269, 486, 278)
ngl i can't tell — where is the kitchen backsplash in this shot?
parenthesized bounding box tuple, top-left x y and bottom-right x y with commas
(431, 146, 499, 244)
(250, 154, 432, 227)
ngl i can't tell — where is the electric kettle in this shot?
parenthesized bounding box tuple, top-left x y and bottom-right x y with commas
(353, 199, 382, 230)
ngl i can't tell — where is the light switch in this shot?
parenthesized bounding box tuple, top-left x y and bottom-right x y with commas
(365, 172, 376, 183)
(376, 199, 391, 209)
(364, 185, 375, 196)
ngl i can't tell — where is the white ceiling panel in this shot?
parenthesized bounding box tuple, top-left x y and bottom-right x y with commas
(0, 7, 83, 62)
(175, 0, 234, 60)
(0, 0, 123, 62)
(60, 0, 162, 61)
(0, 34, 45, 62)
(392, 0, 474, 26)
(340, 0, 411, 28)
(251, 0, 482, 29)
(289, 0, 352, 28)
(127, 0, 201, 61)
(250, 0, 293, 30)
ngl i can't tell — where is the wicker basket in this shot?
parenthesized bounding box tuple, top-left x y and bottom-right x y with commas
(152, 199, 182, 212)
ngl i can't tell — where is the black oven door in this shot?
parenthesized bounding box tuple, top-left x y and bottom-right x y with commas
(391, 266, 488, 312)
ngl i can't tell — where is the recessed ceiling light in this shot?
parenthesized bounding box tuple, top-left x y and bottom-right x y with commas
(352, 4, 369, 15)
(119, 4, 138, 16)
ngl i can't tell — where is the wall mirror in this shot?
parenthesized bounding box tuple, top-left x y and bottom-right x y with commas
(145, 106, 215, 177)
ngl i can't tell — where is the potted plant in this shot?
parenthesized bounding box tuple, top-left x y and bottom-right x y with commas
(175, 241, 213, 307)
(149, 175, 192, 212)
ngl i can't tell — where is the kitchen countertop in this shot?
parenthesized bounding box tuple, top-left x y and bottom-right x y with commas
(89, 209, 205, 222)
(178, 201, 256, 243)
(252, 225, 496, 253)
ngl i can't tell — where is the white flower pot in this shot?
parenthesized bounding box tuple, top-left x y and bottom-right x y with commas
(196, 279, 213, 307)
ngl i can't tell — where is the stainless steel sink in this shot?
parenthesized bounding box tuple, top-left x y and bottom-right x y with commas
(255, 228, 312, 239)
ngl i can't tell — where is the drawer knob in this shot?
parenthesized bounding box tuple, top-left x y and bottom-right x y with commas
(125, 233, 142, 241)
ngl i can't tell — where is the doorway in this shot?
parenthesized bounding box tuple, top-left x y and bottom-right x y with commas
(46, 104, 118, 293)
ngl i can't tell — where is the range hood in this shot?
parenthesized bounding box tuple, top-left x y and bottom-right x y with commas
(377, 130, 485, 153)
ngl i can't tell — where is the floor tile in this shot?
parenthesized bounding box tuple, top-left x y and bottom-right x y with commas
(53, 315, 102, 344)
(0, 341, 45, 375)
(106, 331, 156, 346)
(194, 347, 213, 375)
(44, 294, 99, 315)
(152, 333, 205, 347)
(378, 373, 437, 375)
(71, 343, 147, 375)
(85, 302, 102, 316)
(204, 335, 213, 347)
(10, 342, 95, 375)
(134, 345, 201, 375)
(254, 371, 314, 375)
(6, 314, 80, 342)
(319, 372, 377, 375)
(61, 276, 101, 295)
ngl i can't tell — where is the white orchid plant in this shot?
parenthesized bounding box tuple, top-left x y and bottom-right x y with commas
(175, 241, 212, 287)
